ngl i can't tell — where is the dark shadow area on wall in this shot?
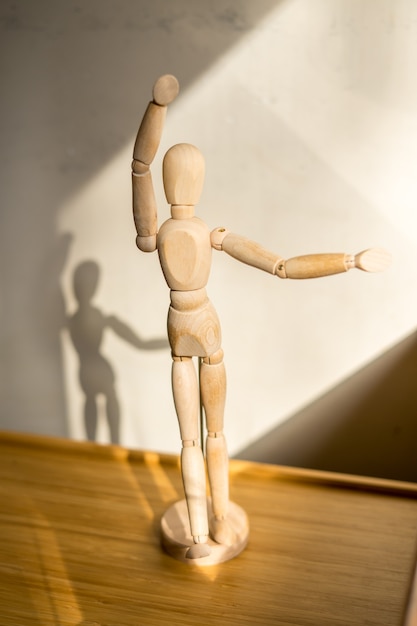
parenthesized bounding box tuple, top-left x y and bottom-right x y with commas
(0, 1, 280, 436)
(67, 260, 168, 444)
(237, 331, 417, 483)
(0, 231, 73, 436)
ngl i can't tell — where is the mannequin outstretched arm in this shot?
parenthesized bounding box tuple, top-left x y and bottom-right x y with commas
(211, 227, 391, 278)
(131, 75, 179, 252)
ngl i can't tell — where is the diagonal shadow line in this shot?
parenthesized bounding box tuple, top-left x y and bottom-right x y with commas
(235, 329, 417, 483)
(0, 1, 284, 205)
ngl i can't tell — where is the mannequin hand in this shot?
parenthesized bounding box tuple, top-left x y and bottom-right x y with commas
(152, 74, 179, 106)
(349, 248, 391, 272)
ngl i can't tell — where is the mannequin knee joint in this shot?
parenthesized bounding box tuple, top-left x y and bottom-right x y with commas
(202, 349, 224, 366)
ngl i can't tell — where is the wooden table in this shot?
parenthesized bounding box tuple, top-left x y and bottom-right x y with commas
(0, 431, 416, 626)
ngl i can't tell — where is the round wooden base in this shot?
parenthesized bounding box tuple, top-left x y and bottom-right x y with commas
(160, 499, 249, 566)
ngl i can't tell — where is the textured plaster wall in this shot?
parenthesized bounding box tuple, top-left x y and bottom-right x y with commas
(1, 1, 416, 479)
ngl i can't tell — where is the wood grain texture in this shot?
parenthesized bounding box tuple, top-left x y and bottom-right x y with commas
(213, 229, 283, 275)
(132, 169, 158, 240)
(284, 252, 348, 279)
(152, 74, 179, 107)
(0, 431, 416, 626)
(161, 498, 249, 565)
(157, 217, 212, 292)
(132, 102, 167, 165)
(162, 143, 205, 206)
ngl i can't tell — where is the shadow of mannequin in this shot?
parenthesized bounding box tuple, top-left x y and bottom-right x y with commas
(68, 260, 168, 444)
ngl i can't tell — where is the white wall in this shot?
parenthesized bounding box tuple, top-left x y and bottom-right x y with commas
(1, 1, 416, 474)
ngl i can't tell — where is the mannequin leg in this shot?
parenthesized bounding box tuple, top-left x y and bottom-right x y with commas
(172, 356, 210, 558)
(200, 349, 236, 546)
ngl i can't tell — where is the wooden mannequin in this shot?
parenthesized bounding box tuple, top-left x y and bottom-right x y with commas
(131, 75, 390, 564)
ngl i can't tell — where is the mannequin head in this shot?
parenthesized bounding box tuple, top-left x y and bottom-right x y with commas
(163, 143, 205, 211)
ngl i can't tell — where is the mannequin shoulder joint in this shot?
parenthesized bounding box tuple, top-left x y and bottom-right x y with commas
(210, 227, 230, 250)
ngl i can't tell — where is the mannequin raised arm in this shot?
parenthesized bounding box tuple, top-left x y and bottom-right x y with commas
(131, 74, 179, 252)
(211, 228, 391, 279)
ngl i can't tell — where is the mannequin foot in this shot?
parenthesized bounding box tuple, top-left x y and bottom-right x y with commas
(161, 499, 249, 564)
(210, 517, 236, 547)
(186, 542, 211, 559)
